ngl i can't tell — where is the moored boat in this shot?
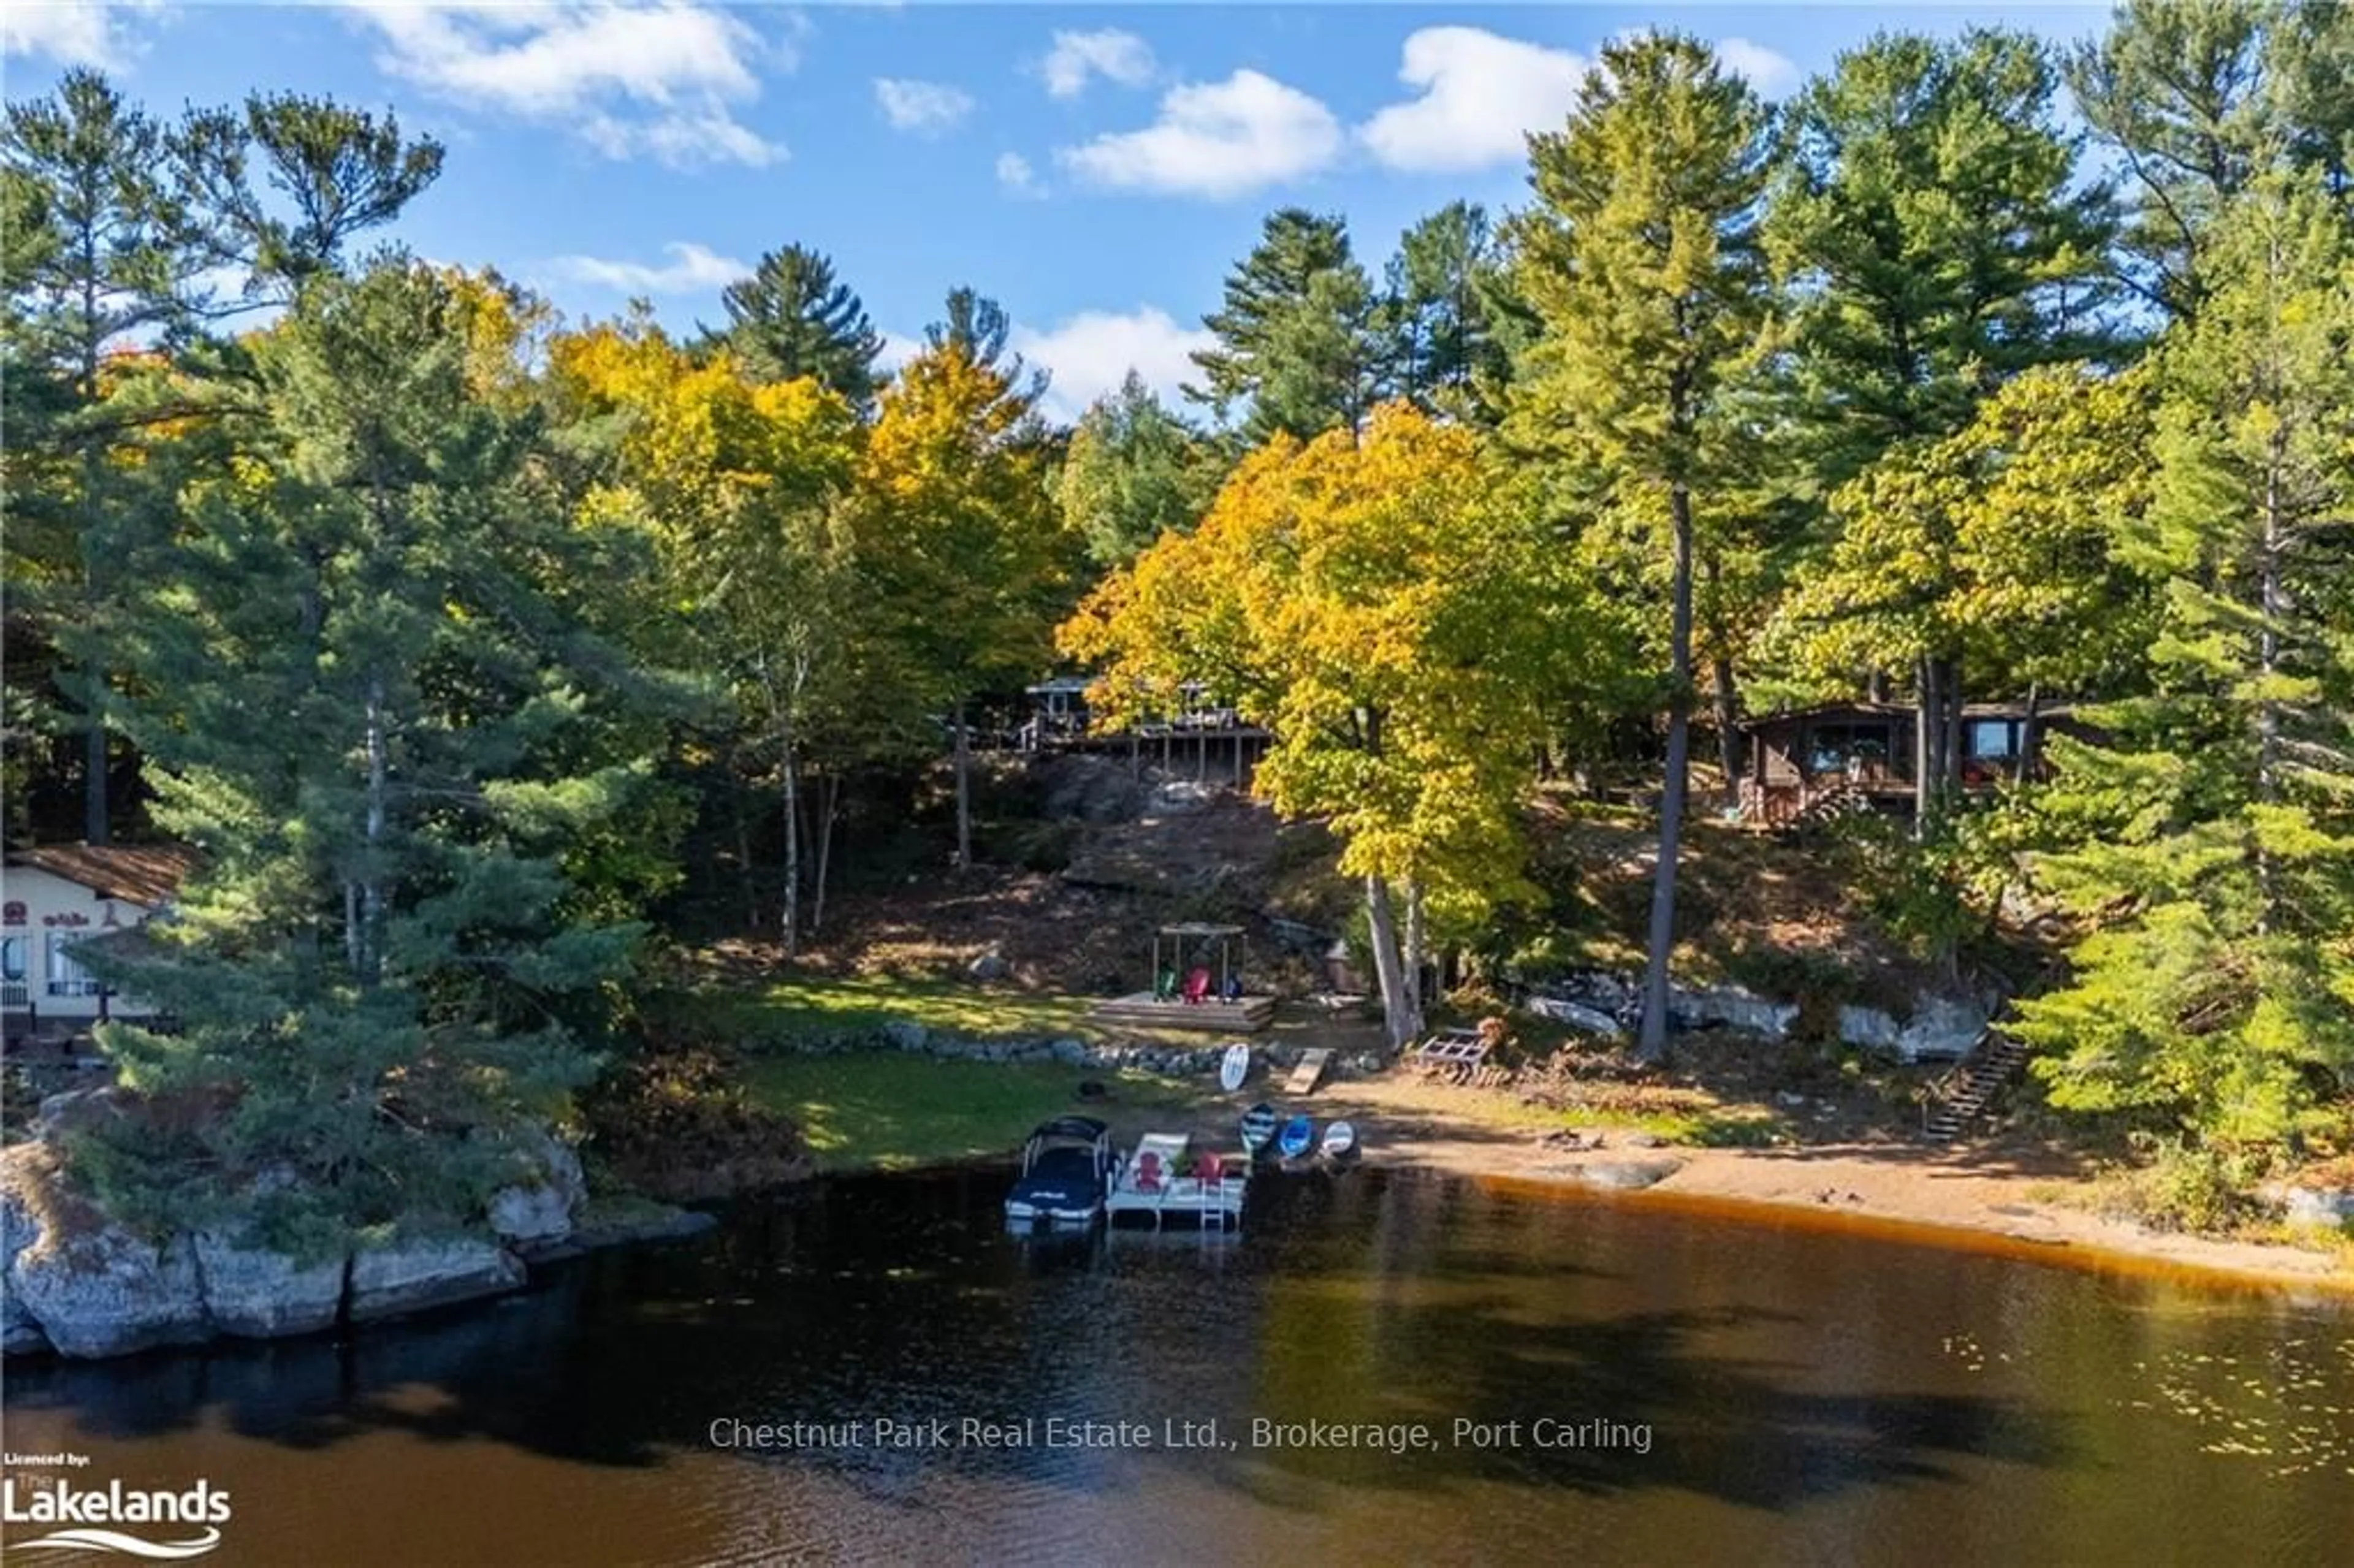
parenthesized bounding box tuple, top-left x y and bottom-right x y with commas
(1004, 1116, 1119, 1227)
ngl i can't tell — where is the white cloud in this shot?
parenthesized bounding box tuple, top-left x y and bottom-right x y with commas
(874, 77, 975, 135)
(996, 151, 1044, 199)
(1717, 37, 1801, 96)
(1057, 70, 1341, 200)
(875, 330, 924, 376)
(1038, 28, 1156, 99)
(2, 1, 163, 69)
(348, 2, 790, 169)
(1011, 306, 1215, 423)
(550, 240, 750, 294)
(1358, 27, 1585, 174)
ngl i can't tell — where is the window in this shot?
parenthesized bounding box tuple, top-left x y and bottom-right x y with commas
(1808, 723, 1891, 776)
(1, 937, 23, 982)
(1967, 720, 2021, 761)
(45, 933, 101, 998)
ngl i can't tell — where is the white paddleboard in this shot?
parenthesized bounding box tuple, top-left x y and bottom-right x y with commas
(1219, 1043, 1249, 1092)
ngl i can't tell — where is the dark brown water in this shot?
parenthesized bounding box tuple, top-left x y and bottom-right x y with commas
(6, 1168, 2351, 1566)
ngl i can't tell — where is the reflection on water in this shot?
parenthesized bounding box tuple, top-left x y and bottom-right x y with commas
(6, 1168, 2351, 1566)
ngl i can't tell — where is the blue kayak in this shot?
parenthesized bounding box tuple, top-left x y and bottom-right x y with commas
(1240, 1103, 1278, 1154)
(1276, 1115, 1314, 1160)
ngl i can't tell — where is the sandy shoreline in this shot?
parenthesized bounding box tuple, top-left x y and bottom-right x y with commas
(1289, 1076, 2354, 1300)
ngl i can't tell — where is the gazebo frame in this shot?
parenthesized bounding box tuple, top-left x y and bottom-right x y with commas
(1151, 923, 1246, 998)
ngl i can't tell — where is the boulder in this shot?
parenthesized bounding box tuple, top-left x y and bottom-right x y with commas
(8, 1226, 210, 1360)
(488, 1184, 572, 1244)
(193, 1230, 345, 1339)
(1897, 997, 1990, 1062)
(1527, 995, 1621, 1035)
(1572, 1159, 1684, 1191)
(30, 1084, 135, 1141)
(2, 1179, 51, 1355)
(347, 1233, 524, 1323)
(2277, 1186, 2354, 1230)
(881, 1019, 925, 1051)
(1670, 984, 1799, 1040)
(1836, 1005, 1903, 1053)
(967, 951, 1011, 983)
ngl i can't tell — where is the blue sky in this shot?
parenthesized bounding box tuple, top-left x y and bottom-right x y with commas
(5, 2, 2108, 419)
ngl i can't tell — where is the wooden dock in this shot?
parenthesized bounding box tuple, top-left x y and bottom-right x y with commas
(1285, 1048, 1332, 1094)
(1087, 992, 1277, 1033)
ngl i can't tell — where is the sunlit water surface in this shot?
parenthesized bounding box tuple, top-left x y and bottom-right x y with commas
(7, 1168, 2351, 1566)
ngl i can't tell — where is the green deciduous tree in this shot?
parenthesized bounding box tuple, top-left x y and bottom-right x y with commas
(1064, 405, 1621, 1046)
(855, 319, 1068, 875)
(1509, 32, 1774, 1060)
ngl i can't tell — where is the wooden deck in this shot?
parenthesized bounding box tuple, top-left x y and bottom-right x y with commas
(1087, 992, 1277, 1033)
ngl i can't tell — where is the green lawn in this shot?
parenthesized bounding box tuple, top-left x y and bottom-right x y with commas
(707, 973, 1100, 1045)
(739, 1051, 1202, 1173)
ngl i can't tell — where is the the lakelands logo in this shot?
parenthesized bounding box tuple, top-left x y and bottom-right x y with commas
(2, 1473, 231, 1559)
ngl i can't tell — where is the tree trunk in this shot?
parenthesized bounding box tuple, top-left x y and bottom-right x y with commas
(1914, 654, 1937, 830)
(731, 760, 759, 931)
(811, 772, 839, 937)
(360, 672, 387, 987)
(780, 742, 801, 960)
(1403, 878, 1428, 1018)
(1637, 481, 1696, 1063)
(1363, 874, 1422, 1049)
(78, 284, 109, 847)
(952, 699, 972, 875)
(1711, 654, 1741, 807)
(1941, 652, 1964, 796)
(2014, 683, 2040, 787)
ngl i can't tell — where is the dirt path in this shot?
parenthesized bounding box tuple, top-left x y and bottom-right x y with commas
(1221, 1073, 2354, 1297)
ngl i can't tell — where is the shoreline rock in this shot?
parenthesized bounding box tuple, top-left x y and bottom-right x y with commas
(348, 1233, 525, 1323)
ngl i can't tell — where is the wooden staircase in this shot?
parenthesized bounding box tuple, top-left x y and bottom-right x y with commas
(1921, 1030, 2031, 1143)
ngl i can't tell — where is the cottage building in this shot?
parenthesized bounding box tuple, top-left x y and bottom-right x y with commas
(1, 843, 195, 1038)
(1735, 701, 2089, 828)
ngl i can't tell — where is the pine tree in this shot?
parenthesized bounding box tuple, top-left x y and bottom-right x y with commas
(1187, 208, 1382, 443)
(1057, 371, 1214, 568)
(2, 69, 212, 843)
(710, 244, 885, 410)
(172, 90, 443, 295)
(1509, 33, 1773, 1061)
(1381, 200, 1517, 424)
(82, 261, 650, 1246)
(2011, 173, 2354, 1144)
(2069, 0, 2279, 319)
(1770, 28, 2120, 484)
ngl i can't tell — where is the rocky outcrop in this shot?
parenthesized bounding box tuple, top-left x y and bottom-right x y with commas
(193, 1230, 346, 1339)
(2274, 1186, 2354, 1230)
(1837, 997, 1989, 1062)
(2, 1179, 53, 1355)
(487, 1133, 587, 1246)
(347, 1233, 524, 1323)
(9, 1224, 211, 1360)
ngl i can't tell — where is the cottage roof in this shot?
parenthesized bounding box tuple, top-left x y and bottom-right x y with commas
(1739, 699, 2076, 733)
(6, 843, 197, 907)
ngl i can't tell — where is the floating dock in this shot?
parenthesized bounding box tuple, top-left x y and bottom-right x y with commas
(1103, 1134, 1247, 1229)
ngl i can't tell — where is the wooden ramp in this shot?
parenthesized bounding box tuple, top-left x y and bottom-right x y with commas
(1285, 1048, 1333, 1095)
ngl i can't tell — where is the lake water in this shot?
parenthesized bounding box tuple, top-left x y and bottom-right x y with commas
(6, 1168, 2351, 1566)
